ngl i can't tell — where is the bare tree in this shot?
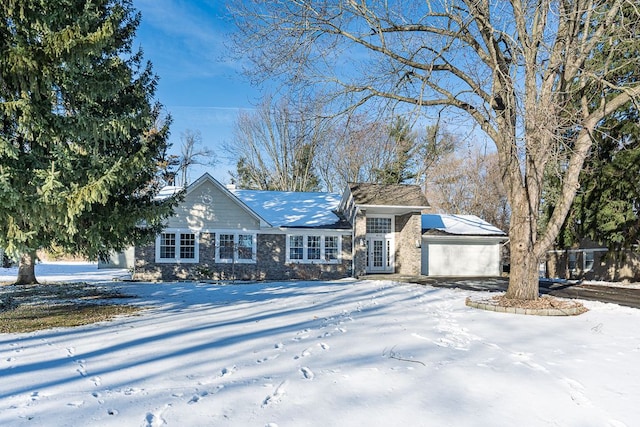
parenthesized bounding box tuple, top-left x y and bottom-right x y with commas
(231, 0, 640, 300)
(227, 95, 326, 191)
(427, 149, 510, 232)
(316, 114, 397, 191)
(177, 129, 216, 186)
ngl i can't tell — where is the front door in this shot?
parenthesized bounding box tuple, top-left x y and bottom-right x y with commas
(366, 236, 394, 273)
(364, 215, 395, 274)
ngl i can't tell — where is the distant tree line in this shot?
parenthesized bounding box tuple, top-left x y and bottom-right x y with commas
(225, 94, 510, 232)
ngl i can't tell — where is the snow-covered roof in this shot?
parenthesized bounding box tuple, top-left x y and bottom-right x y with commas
(232, 189, 349, 229)
(422, 214, 506, 236)
(154, 186, 182, 200)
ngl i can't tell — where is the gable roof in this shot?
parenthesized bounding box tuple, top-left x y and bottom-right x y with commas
(348, 183, 429, 208)
(185, 174, 271, 227)
(422, 214, 506, 237)
(231, 189, 350, 229)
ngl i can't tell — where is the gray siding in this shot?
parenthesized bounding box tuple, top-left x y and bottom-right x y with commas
(166, 180, 260, 231)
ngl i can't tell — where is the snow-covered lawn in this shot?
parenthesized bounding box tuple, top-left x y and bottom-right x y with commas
(1, 263, 639, 426)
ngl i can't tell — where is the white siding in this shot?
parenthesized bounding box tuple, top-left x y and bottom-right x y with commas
(166, 180, 260, 231)
(422, 238, 502, 276)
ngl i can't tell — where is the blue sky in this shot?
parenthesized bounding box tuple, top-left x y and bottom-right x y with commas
(134, 0, 259, 183)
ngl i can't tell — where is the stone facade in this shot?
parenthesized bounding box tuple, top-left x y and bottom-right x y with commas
(134, 233, 352, 281)
(394, 212, 422, 275)
(352, 210, 367, 277)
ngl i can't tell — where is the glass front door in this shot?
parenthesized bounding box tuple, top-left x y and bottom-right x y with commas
(366, 236, 394, 273)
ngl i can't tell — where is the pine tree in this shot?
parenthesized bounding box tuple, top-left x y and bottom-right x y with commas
(543, 1, 640, 253)
(373, 116, 417, 185)
(560, 106, 640, 251)
(0, 0, 178, 284)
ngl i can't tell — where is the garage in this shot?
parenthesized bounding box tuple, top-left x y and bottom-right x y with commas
(421, 214, 507, 277)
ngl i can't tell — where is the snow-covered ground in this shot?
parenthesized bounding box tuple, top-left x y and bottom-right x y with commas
(1, 263, 639, 427)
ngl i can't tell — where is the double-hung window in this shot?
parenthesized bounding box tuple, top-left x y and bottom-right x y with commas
(156, 231, 198, 263)
(287, 235, 341, 263)
(307, 236, 321, 260)
(215, 232, 256, 263)
(324, 236, 339, 262)
(289, 235, 304, 260)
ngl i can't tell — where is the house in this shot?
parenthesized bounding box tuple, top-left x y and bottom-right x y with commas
(126, 174, 428, 281)
(421, 214, 508, 276)
(339, 182, 429, 277)
(107, 173, 505, 281)
(545, 240, 640, 282)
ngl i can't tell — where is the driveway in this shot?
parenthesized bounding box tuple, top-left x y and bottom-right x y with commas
(361, 274, 640, 309)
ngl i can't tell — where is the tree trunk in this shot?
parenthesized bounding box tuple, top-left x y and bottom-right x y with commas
(16, 251, 38, 285)
(506, 242, 540, 300)
(505, 199, 540, 300)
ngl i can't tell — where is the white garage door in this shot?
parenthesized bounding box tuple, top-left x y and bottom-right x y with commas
(422, 240, 501, 276)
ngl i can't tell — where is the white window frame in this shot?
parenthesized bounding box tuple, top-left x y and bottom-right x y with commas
(215, 231, 257, 264)
(155, 230, 199, 263)
(286, 234, 342, 264)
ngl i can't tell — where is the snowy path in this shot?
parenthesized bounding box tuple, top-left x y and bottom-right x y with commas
(1, 268, 640, 426)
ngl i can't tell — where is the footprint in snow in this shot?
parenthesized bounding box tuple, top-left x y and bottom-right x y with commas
(143, 404, 171, 427)
(76, 360, 88, 377)
(221, 365, 236, 377)
(188, 391, 208, 404)
(262, 381, 288, 407)
(293, 347, 313, 360)
(188, 385, 224, 404)
(300, 367, 315, 380)
(562, 378, 591, 407)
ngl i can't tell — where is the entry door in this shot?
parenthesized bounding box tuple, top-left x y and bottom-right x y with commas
(366, 237, 394, 273)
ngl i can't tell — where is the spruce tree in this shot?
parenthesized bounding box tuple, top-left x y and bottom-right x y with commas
(560, 106, 640, 251)
(0, 0, 178, 284)
(373, 116, 417, 185)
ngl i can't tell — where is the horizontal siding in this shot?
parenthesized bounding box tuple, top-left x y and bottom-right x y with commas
(166, 180, 260, 230)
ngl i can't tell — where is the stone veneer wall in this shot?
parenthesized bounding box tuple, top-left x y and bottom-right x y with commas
(134, 233, 353, 281)
(352, 210, 367, 277)
(395, 212, 423, 275)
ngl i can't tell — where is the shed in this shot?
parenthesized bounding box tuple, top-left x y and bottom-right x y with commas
(421, 214, 507, 277)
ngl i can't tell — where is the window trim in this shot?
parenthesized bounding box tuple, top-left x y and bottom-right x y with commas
(215, 231, 257, 264)
(366, 215, 393, 234)
(155, 230, 199, 263)
(286, 234, 342, 264)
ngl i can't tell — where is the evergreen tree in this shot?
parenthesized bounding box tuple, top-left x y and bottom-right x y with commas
(0, 0, 178, 284)
(373, 116, 417, 185)
(558, 106, 640, 251)
(543, 1, 640, 252)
